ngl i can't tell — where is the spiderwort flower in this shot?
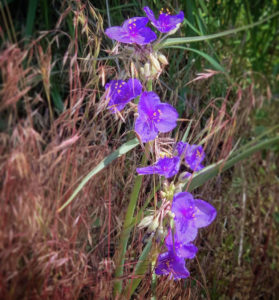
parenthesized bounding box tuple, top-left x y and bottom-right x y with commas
(155, 250, 190, 280)
(171, 192, 217, 243)
(105, 17, 157, 45)
(135, 91, 178, 143)
(176, 142, 205, 172)
(137, 156, 180, 178)
(143, 6, 184, 33)
(105, 78, 142, 112)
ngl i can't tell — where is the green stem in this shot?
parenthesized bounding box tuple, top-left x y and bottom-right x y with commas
(147, 79, 153, 91)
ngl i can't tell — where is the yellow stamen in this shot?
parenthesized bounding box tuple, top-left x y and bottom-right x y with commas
(160, 152, 172, 158)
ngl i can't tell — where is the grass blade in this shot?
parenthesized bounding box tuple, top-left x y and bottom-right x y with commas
(113, 153, 147, 296)
(25, 0, 39, 36)
(168, 46, 226, 72)
(58, 138, 139, 212)
(155, 11, 279, 50)
(183, 135, 279, 192)
(123, 238, 153, 298)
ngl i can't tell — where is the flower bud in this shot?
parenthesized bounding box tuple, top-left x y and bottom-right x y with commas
(140, 67, 145, 77)
(149, 53, 161, 72)
(178, 172, 191, 182)
(160, 191, 167, 198)
(174, 183, 183, 194)
(147, 216, 159, 233)
(144, 62, 151, 77)
(158, 53, 168, 65)
(138, 215, 153, 230)
(167, 211, 175, 219)
(150, 65, 159, 77)
(156, 225, 165, 240)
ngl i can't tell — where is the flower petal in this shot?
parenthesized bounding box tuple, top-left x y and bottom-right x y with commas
(155, 251, 190, 280)
(106, 79, 137, 112)
(149, 10, 184, 33)
(175, 219, 198, 243)
(165, 229, 198, 259)
(172, 192, 194, 219)
(155, 156, 180, 178)
(135, 116, 158, 143)
(136, 27, 157, 44)
(122, 17, 149, 30)
(192, 199, 217, 228)
(126, 78, 142, 100)
(177, 243, 198, 259)
(185, 144, 205, 171)
(108, 99, 126, 112)
(154, 103, 178, 133)
(175, 141, 187, 156)
(143, 7, 157, 24)
(105, 26, 132, 43)
(138, 91, 161, 116)
(136, 165, 158, 175)
(169, 11, 184, 26)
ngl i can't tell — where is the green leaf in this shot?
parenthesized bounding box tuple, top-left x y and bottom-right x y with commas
(58, 138, 139, 212)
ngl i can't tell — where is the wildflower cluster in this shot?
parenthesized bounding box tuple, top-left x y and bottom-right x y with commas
(155, 192, 216, 279)
(104, 6, 216, 282)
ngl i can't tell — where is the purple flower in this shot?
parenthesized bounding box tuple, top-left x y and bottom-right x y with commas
(105, 78, 142, 112)
(176, 142, 205, 172)
(143, 7, 184, 33)
(135, 92, 178, 143)
(105, 17, 157, 45)
(155, 250, 189, 280)
(165, 229, 198, 259)
(171, 192, 217, 243)
(136, 156, 180, 178)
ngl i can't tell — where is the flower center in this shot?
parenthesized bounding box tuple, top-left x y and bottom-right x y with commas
(151, 108, 162, 121)
(160, 152, 172, 158)
(112, 81, 128, 101)
(182, 205, 196, 220)
(128, 18, 138, 36)
(159, 8, 171, 16)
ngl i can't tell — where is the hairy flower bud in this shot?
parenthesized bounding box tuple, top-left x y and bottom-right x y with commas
(138, 215, 153, 230)
(147, 216, 159, 233)
(149, 53, 161, 72)
(156, 225, 165, 240)
(158, 53, 168, 65)
(144, 62, 151, 77)
(140, 67, 145, 77)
